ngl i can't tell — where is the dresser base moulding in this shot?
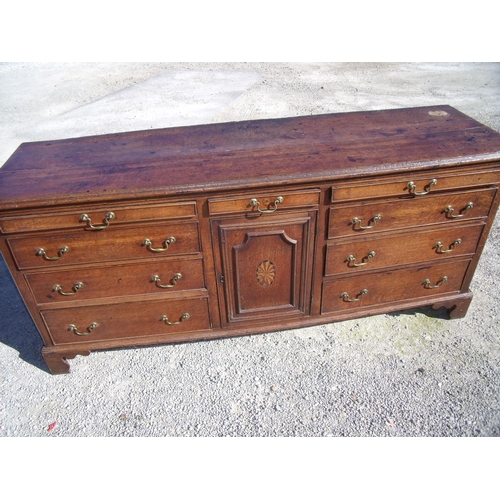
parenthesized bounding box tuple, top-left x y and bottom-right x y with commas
(38, 291, 475, 374)
(1, 105, 500, 374)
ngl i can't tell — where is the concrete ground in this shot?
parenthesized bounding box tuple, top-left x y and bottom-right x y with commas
(1, 62, 499, 438)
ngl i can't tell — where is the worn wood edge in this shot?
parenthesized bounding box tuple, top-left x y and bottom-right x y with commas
(37, 288, 209, 311)
(2, 156, 500, 212)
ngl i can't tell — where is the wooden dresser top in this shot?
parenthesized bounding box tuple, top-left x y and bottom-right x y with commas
(1, 105, 500, 210)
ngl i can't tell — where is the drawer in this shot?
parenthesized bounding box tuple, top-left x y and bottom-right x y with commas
(8, 221, 200, 270)
(41, 296, 211, 345)
(26, 256, 205, 304)
(0, 201, 197, 234)
(208, 189, 320, 215)
(330, 168, 500, 202)
(328, 187, 496, 238)
(325, 222, 484, 276)
(322, 259, 471, 314)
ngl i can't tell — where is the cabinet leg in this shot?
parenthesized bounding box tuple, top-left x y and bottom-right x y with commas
(431, 292, 473, 320)
(42, 348, 90, 375)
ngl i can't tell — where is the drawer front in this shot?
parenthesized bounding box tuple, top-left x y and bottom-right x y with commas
(331, 168, 500, 202)
(325, 222, 483, 276)
(0, 201, 197, 234)
(8, 221, 200, 270)
(42, 296, 211, 345)
(322, 260, 471, 314)
(328, 188, 496, 239)
(26, 256, 205, 304)
(208, 189, 320, 215)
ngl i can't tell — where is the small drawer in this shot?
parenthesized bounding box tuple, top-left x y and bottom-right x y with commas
(330, 168, 500, 202)
(321, 259, 471, 314)
(0, 201, 197, 234)
(325, 222, 484, 276)
(26, 256, 206, 304)
(208, 189, 320, 215)
(8, 221, 200, 270)
(41, 296, 211, 345)
(328, 187, 496, 238)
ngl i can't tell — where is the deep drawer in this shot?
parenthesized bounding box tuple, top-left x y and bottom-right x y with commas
(8, 221, 200, 270)
(0, 201, 197, 234)
(330, 168, 500, 202)
(325, 222, 484, 276)
(41, 296, 211, 345)
(321, 259, 471, 314)
(26, 256, 205, 304)
(328, 188, 496, 239)
(208, 189, 320, 215)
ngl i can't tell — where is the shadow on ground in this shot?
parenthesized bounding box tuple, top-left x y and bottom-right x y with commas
(0, 254, 49, 373)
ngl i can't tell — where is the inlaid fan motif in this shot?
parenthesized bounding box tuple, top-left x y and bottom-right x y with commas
(256, 260, 276, 287)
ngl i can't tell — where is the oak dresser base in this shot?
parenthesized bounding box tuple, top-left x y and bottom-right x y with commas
(1, 105, 499, 374)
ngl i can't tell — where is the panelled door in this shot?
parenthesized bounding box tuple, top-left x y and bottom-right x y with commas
(211, 211, 317, 326)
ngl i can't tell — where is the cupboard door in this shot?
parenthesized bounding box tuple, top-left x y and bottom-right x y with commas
(212, 213, 316, 325)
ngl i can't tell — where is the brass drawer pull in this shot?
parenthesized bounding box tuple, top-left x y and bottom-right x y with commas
(423, 276, 448, 289)
(445, 202, 474, 219)
(436, 238, 462, 253)
(160, 313, 190, 325)
(80, 211, 115, 230)
(142, 236, 176, 252)
(351, 214, 381, 230)
(53, 282, 84, 296)
(68, 322, 98, 336)
(340, 289, 368, 302)
(36, 245, 69, 261)
(152, 273, 182, 288)
(250, 196, 284, 214)
(407, 178, 437, 196)
(347, 251, 376, 267)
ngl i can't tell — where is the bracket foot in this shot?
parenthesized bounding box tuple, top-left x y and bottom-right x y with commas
(431, 292, 473, 319)
(42, 348, 90, 374)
